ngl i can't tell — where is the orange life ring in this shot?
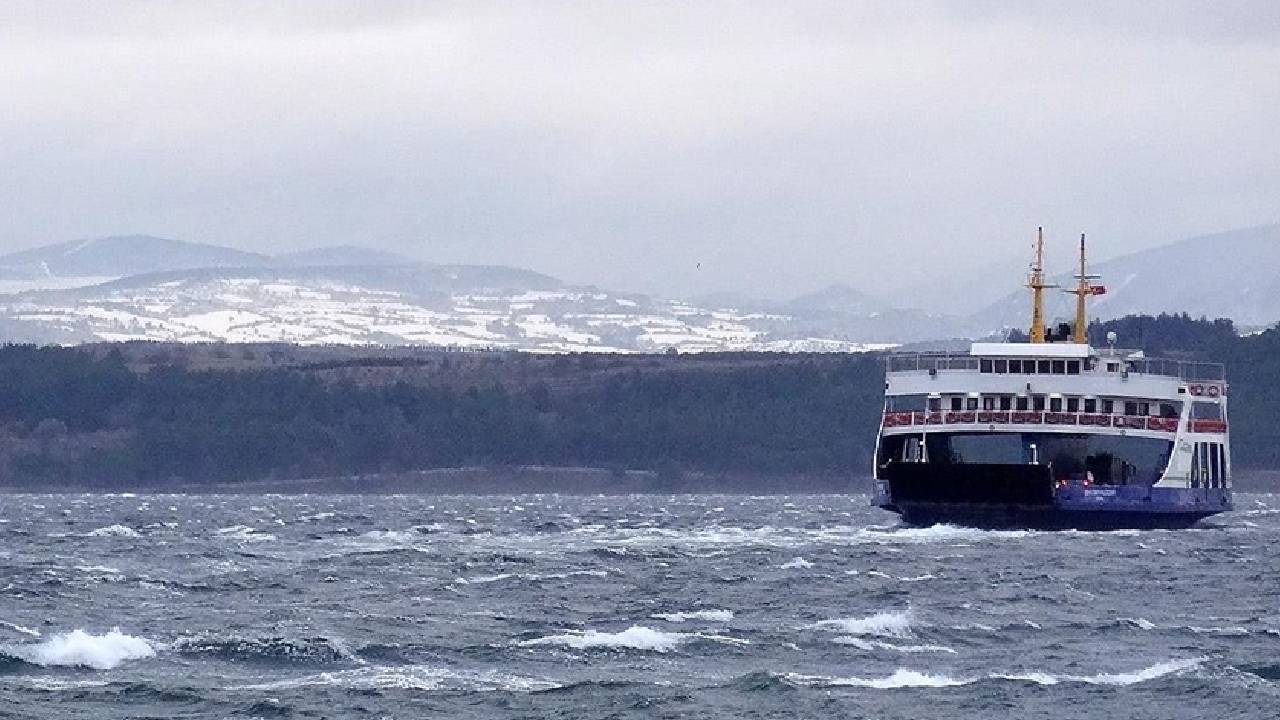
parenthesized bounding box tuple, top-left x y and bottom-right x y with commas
(1207, 385, 1221, 398)
(1189, 384, 1205, 396)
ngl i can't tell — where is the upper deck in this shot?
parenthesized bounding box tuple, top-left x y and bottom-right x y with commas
(888, 343, 1225, 382)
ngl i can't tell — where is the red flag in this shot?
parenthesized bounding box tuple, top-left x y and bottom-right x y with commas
(1091, 285, 1107, 296)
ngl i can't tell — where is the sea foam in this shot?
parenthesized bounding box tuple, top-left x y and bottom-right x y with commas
(86, 525, 140, 538)
(520, 626, 689, 652)
(813, 610, 914, 639)
(652, 610, 734, 623)
(795, 657, 1202, 690)
(6, 629, 154, 670)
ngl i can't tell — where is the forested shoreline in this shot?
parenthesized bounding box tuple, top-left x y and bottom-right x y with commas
(0, 313, 1276, 491)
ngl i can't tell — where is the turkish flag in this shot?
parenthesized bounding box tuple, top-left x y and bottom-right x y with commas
(1091, 285, 1107, 296)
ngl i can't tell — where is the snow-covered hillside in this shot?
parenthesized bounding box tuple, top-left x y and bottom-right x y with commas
(0, 271, 891, 353)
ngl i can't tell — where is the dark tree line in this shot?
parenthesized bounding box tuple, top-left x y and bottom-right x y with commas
(0, 314, 1275, 489)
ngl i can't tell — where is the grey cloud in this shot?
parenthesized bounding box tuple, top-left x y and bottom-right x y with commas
(0, 2, 1276, 307)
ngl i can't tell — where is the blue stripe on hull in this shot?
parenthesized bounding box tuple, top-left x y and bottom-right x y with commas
(886, 502, 1223, 530)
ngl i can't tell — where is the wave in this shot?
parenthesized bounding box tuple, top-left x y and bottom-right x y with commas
(811, 610, 914, 639)
(0, 620, 41, 638)
(791, 658, 1203, 690)
(238, 664, 558, 692)
(454, 569, 609, 586)
(834, 637, 956, 654)
(85, 525, 140, 538)
(995, 658, 1205, 686)
(1, 629, 154, 670)
(172, 634, 362, 665)
(519, 625, 746, 653)
(215, 525, 277, 543)
(857, 524, 1033, 544)
(652, 610, 734, 623)
(780, 557, 813, 569)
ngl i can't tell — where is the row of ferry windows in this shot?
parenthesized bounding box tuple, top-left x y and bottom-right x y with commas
(976, 358, 1119, 375)
(888, 395, 1224, 420)
(890, 394, 1178, 416)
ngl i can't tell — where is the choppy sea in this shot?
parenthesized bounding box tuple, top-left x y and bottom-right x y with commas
(2, 493, 1279, 719)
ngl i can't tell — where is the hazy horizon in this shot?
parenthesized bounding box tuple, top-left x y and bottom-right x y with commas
(2, 2, 1277, 303)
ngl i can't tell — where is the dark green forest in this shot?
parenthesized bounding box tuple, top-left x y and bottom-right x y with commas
(0, 313, 1275, 489)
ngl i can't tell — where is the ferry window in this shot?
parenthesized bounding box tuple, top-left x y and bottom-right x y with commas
(1015, 396, 1029, 411)
(1159, 402, 1180, 419)
(982, 396, 996, 411)
(999, 396, 1013, 411)
(1190, 443, 1200, 488)
(1199, 443, 1211, 485)
(1138, 402, 1150, 416)
(1085, 358, 1096, 371)
(1084, 398, 1097, 413)
(1101, 399, 1115, 414)
(966, 397, 979, 411)
(1052, 360, 1066, 375)
(1124, 401, 1138, 416)
(950, 397, 963, 411)
(1192, 402, 1222, 420)
(994, 359, 1008, 374)
(1218, 445, 1228, 485)
(1066, 397, 1079, 412)
(1107, 362, 1120, 372)
(928, 397, 942, 412)
(1049, 397, 1063, 412)
(980, 359, 993, 373)
(1038, 360, 1051, 374)
(1033, 395, 1046, 411)
(1066, 360, 1081, 375)
(888, 394, 928, 412)
(1019, 360, 1034, 374)
(1210, 443, 1221, 487)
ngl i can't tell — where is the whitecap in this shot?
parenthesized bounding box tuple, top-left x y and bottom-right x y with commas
(520, 625, 747, 652)
(1188, 625, 1249, 637)
(86, 525, 139, 538)
(520, 626, 688, 652)
(1120, 617, 1157, 630)
(998, 657, 1203, 686)
(0, 620, 41, 638)
(5, 629, 154, 670)
(652, 610, 734, 623)
(239, 665, 558, 692)
(454, 573, 515, 586)
(216, 525, 277, 542)
(834, 637, 956, 654)
(794, 658, 1202, 690)
(795, 668, 966, 689)
(780, 557, 813, 569)
(812, 610, 914, 639)
(857, 524, 1032, 544)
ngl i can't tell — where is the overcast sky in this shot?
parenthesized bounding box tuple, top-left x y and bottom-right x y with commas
(1, 1, 1277, 302)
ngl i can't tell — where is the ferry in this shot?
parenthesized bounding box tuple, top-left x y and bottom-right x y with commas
(873, 230, 1232, 529)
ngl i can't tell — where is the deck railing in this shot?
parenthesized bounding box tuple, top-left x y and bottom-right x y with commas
(887, 350, 1224, 381)
(881, 411, 1228, 434)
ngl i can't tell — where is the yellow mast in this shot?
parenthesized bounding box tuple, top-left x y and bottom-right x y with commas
(1072, 234, 1089, 342)
(1027, 227, 1056, 343)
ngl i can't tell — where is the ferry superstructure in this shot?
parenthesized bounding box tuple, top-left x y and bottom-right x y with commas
(872, 230, 1232, 528)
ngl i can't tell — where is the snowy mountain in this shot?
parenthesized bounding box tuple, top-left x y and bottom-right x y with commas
(971, 224, 1280, 332)
(0, 264, 902, 352)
